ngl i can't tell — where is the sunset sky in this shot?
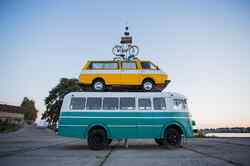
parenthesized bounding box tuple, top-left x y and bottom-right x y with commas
(1, 0, 250, 128)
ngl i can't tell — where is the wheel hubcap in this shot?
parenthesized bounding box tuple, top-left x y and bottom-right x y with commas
(94, 82, 103, 90)
(144, 82, 153, 90)
(167, 135, 177, 145)
(94, 135, 103, 145)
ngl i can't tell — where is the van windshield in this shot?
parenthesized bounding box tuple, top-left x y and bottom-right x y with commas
(141, 62, 158, 70)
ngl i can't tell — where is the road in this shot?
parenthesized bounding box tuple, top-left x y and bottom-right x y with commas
(0, 126, 250, 166)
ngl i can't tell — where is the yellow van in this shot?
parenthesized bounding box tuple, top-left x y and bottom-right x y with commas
(79, 59, 170, 91)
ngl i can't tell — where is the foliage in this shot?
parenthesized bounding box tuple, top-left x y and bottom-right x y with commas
(42, 78, 82, 128)
(21, 97, 38, 122)
(0, 119, 22, 133)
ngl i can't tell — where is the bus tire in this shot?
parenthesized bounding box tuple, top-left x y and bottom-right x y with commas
(92, 79, 105, 91)
(88, 129, 107, 150)
(108, 139, 112, 145)
(154, 138, 164, 146)
(164, 127, 182, 149)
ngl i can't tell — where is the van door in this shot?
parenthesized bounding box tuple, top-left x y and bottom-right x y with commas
(136, 98, 153, 138)
(120, 61, 140, 85)
(101, 61, 120, 85)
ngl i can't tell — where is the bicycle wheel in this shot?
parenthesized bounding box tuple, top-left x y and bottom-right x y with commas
(112, 45, 123, 56)
(128, 45, 139, 57)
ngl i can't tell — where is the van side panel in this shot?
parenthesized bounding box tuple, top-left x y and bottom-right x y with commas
(79, 73, 121, 85)
(79, 72, 168, 85)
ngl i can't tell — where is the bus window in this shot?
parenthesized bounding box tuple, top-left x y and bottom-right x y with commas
(120, 97, 135, 110)
(173, 99, 186, 110)
(153, 97, 166, 110)
(70, 97, 86, 110)
(103, 97, 119, 110)
(86, 97, 102, 110)
(138, 98, 151, 110)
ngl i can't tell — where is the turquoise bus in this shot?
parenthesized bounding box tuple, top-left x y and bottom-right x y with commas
(58, 92, 195, 150)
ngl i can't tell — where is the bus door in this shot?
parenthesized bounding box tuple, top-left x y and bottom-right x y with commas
(136, 98, 153, 138)
(152, 97, 167, 137)
(113, 97, 137, 138)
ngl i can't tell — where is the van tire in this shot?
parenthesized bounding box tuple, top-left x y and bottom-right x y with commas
(164, 127, 182, 148)
(88, 129, 107, 150)
(142, 79, 154, 91)
(154, 138, 164, 146)
(92, 79, 105, 91)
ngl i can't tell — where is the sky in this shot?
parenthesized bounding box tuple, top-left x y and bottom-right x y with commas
(0, 0, 250, 128)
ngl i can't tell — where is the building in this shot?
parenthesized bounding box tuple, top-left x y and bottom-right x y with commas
(0, 104, 28, 126)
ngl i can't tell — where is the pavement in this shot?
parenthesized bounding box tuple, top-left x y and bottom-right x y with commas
(0, 125, 250, 166)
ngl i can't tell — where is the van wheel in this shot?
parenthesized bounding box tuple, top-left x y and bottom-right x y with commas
(88, 129, 107, 150)
(154, 138, 164, 146)
(92, 79, 105, 91)
(164, 128, 182, 148)
(142, 79, 154, 91)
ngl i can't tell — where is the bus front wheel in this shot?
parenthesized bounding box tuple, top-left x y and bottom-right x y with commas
(164, 127, 182, 148)
(88, 129, 107, 150)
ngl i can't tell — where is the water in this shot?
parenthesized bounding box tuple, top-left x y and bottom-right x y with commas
(205, 133, 250, 138)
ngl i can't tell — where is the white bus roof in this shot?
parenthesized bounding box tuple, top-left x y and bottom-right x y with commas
(65, 92, 187, 99)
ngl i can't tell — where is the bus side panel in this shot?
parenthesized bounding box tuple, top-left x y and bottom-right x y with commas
(136, 112, 153, 138)
(152, 112, 193, 138)
(59, 112, 138, 139)
(58, 111, 193, 139)
(58, 116, 87, 139)
(59, 125, 86, 139)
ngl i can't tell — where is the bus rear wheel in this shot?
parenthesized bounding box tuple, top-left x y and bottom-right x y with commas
(154, 138, 164, 146)
(164, 127, 182, 148)
(108, 139, 112, 145)
(88, 129, 107, 150)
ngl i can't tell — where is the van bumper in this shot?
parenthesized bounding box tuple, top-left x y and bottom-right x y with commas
(155, 80, 171, 91)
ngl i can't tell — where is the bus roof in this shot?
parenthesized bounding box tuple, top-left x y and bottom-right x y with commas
(65, 92, 186, 99)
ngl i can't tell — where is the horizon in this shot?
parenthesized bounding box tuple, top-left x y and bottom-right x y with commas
(1, 0, 250, 129)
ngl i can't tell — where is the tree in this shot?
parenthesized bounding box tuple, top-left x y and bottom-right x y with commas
(42, 78, 82, 128)
(21, 97, 38, 123)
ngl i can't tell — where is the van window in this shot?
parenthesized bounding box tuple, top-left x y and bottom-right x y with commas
(120, 97, 135, 110)
(70, 97, 86, 110)
(121, 62, 137, 69)
(89, 62, 118, 69)
(138, 98, 151, 110)
(153, 97, 166, 110)
(141, 62, 158, 70)
(103, 97, 119, 110)
(86, 97, 102, 110)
